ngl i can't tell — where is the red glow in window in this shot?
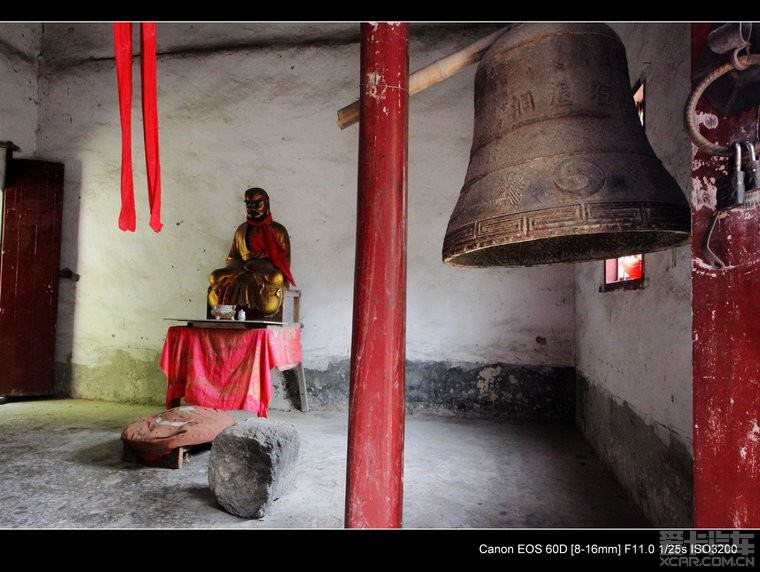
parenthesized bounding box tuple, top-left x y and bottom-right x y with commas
(619, 255, 643, 280)
(604, 254, 644, 288)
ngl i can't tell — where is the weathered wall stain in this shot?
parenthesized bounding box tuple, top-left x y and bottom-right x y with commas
(55, 351, 167, 406)
(289, 359, 575, 421)
(475, 365, 502, 400)
(576, 373, 693, 527)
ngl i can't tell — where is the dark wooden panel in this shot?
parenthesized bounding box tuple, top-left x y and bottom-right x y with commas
(0, 159, 64, 396)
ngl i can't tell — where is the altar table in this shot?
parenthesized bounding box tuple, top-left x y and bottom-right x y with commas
(160, 324, 305, 417)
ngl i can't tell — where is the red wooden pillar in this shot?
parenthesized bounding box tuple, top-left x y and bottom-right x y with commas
(691, 23, 760, 527)
(345, 22, 409, 528)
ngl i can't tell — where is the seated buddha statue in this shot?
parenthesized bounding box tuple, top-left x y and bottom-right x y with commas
(207, 187, 296, 319)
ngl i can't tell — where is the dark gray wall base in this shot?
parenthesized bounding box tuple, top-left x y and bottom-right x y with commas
(54, 354, 574, 422)
(272, 359, 575, 421)
(576, 372, 693, 527)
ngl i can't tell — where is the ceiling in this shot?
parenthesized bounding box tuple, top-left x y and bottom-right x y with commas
(39, 22, 508, 68)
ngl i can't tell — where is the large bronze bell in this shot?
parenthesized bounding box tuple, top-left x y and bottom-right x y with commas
(442, 23, 691, 267)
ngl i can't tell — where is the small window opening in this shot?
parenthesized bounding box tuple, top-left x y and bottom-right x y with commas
(604, 254, 644, 283)
(602, 254, 644, 291)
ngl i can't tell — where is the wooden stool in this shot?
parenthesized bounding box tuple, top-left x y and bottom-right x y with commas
(122, 441, 210, 469)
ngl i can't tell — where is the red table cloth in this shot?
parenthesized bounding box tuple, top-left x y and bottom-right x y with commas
(160, 325, 302, 417)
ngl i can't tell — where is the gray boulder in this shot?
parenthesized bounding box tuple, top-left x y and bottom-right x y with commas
(208, 417, 300, 518)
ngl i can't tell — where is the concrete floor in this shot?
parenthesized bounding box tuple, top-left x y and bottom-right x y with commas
(0, 398, 650, 529)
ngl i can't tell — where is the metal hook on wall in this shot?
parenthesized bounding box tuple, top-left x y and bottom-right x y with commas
(708, 22, 753, 70)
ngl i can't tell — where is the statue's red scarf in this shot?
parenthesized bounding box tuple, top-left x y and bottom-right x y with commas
(247, 212, 297, 287)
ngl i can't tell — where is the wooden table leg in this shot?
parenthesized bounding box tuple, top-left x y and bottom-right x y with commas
(296, 363, 309, 412)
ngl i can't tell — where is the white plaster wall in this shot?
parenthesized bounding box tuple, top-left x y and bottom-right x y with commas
(0, 23, 40, 239)
(575, 23, 693, 447)
(34, 24, 574, 395)
(0, 23, 40, 160)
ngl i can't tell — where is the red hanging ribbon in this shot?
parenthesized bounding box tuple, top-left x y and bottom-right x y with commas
(140, 23, 163, 232)
(113, 22, 163, 233)
(113, 23, 135, 231)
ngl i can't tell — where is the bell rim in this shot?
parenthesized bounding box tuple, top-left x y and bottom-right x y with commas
(442, 227, 692, 268)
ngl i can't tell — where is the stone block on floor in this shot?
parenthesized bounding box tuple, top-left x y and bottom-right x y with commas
(208, 416, 300, 519)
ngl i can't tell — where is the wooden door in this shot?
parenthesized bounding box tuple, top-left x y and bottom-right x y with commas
(0, 159, 64, 397)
